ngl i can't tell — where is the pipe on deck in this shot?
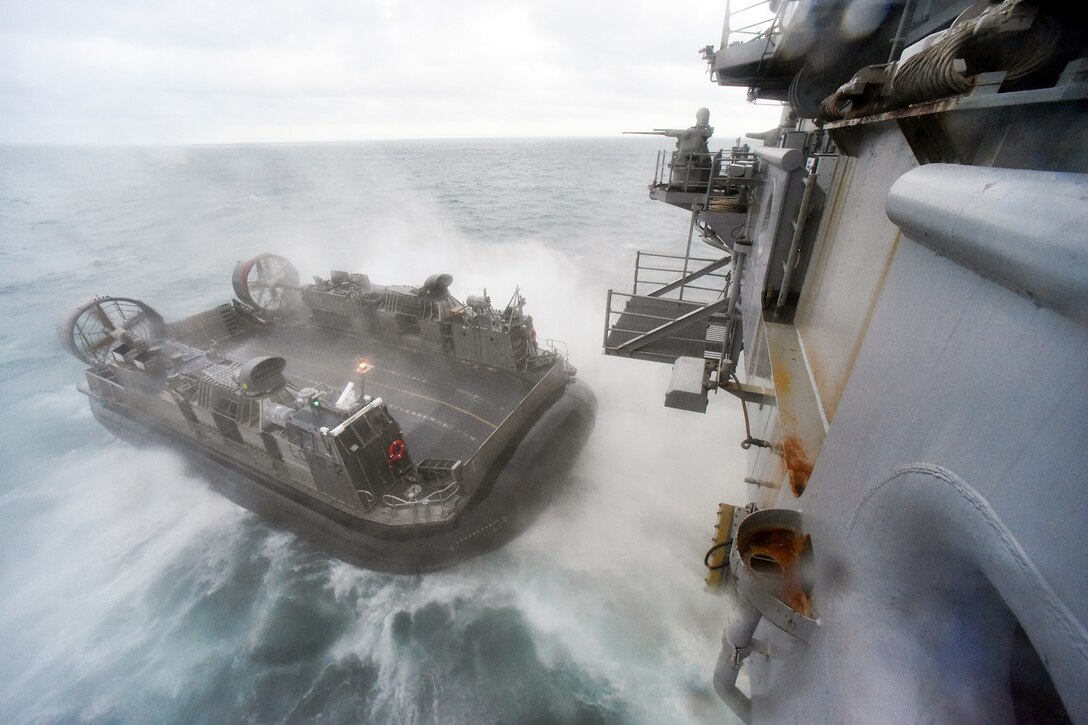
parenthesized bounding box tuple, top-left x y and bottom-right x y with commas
(886, 164, 1088, 324)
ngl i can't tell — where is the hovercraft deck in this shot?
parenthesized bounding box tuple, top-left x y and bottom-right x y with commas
(61, 254, 595, 571)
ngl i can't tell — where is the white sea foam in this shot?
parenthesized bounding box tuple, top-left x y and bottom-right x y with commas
(0, 139, 746, 723)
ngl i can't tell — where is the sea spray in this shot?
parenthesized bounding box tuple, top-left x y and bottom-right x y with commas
(0, 139, 746, 724)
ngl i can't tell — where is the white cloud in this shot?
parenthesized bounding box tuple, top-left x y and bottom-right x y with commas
(0, 0, 783, 144)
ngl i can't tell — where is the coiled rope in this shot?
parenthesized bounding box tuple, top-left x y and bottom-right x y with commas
(817, 0, 1061, 121)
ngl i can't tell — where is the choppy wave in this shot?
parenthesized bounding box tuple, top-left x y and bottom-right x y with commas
(0, 139, 746, 724)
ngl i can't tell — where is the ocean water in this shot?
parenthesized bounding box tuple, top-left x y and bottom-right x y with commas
(0, 138, 748, 724)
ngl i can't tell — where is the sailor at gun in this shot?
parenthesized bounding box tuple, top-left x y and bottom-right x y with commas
(625, 108, 714, 189)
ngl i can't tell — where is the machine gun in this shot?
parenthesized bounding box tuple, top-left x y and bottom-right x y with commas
(622, 129, 689, 137)
(626, 110, 716, 188)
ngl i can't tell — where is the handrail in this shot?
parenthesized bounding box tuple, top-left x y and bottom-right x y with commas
(649, 256, 732, 299)
(382, 479, 460, 508)
(544, 338, 569, 360)
(653, 149, 759, 198)
(638, 251, 723, 264)
(609, 296, 737, 357)
(721, 0, 794, 46)
(606, 251, 733, 303)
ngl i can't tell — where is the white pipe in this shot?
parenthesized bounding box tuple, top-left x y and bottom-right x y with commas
(713, 587, 760, 723)
(776, 164, 818, 313)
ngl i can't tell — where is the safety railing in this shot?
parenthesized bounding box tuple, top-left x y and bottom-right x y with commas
(653, 150, 719, 192)
(537, 338, 573, 376)
(603, 290, 736, 364)
(357, 488, 377, 510)
(543, 337, 568, 364)
(721, 0, 795, 47)
(604, 250, 737, 364)
(382, 479, 460, 508)
(624, 251, 730, 302)
(652, 149, 759, 200)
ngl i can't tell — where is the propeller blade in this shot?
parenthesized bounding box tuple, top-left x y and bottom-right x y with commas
(92, 302, 116, 331)
(87, 334, 114, 352)
(126, 310, 147, 330)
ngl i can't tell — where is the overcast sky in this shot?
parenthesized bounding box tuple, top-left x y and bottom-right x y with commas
(0, 0, 784, 145)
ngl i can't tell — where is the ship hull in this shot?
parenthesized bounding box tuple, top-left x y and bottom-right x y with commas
(88, 380, 596, 573)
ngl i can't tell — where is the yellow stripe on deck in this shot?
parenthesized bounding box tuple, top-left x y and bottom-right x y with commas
(369, 381, 499, 430)
(235, 340, 500, 430)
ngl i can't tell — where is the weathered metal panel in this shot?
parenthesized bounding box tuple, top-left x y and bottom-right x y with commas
(419, 319, 447, 354)
(165, 304, 241, 344)
(887, 164, 1088, 323)
(740, 159, 805, 351)
(375, 310, 402, 340)
(778, 237, 1088, 724)
(762, 321, 825, 498)
(306, 448, 362, 511)
(792, 126, 917, 421)
(479, 330, 515, 369)
(452, 323, 480, 360)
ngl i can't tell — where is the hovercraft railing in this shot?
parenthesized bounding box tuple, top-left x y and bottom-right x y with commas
(543, 338, 575, 376)
(382, 479, 460, 508)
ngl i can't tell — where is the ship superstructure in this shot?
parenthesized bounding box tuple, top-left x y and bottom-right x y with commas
(606, 1, 1086, 721)
(62, 254, 595, 573)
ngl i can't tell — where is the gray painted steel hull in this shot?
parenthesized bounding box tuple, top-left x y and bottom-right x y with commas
(89, 380, 596, 573)
(607, 2, 1088, 718)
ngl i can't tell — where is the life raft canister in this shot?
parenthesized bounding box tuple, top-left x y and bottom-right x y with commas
(386, 438, 407, 464)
